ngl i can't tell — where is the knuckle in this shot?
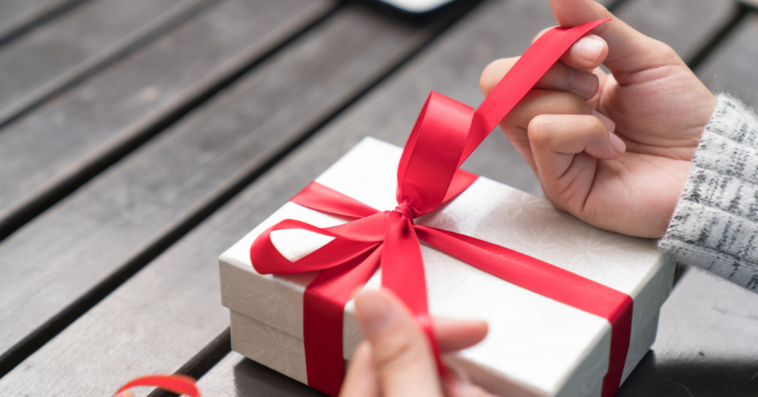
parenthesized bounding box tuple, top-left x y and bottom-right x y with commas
(480, 58, 514, 93)
(527, 115, 554, 146)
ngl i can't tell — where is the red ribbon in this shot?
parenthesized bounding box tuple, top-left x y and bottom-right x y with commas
(114, 375, 200, 397)
(250, 19, 632, 397)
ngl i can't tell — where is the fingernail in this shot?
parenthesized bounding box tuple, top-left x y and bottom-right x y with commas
(568, 68, 598, 99)
(357, 291, 394, 336)
(592, 109, 615, 133)
(609, 131, 626, 153)
(573, 35, 604, 64)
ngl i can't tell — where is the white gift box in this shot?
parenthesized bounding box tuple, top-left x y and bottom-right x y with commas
(219, 137, 674, 397)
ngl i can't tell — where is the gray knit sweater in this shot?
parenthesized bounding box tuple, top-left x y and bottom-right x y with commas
(659, 94, 758, 292)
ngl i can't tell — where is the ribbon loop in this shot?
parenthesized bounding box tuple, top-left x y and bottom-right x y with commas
(396, 91, 474, 216)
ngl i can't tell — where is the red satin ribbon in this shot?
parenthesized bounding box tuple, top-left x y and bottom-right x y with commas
(114, 375, 200, 397)
(250, 19, 632, 397)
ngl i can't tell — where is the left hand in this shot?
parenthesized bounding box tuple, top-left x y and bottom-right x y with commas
(340, 289, 493, 397)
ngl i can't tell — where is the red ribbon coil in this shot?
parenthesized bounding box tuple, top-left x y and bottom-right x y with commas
(250, 19, 632, 397)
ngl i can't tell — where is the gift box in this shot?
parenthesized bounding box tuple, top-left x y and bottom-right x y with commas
(218, 20, 674, 397)
(219, 136, 674, 397)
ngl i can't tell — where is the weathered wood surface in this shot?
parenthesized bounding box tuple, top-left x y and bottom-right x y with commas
(0, 0, 213, 127)
(0, 0, 83, 46)
(0, 4, 441, 394)
(612, 0, 738, 63)
(0, 0, 754, 395)
(698, 14, 758, 110)
(0, 0, 333, 240)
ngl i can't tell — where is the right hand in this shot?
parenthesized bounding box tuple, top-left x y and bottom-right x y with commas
(480, 0, 718, 238)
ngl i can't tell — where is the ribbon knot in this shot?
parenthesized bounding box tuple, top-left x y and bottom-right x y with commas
(392, 202, 415, 220)
(250, 19, 632, 397)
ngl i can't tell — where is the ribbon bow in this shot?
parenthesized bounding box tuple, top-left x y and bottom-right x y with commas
(251, 19, 632, 397)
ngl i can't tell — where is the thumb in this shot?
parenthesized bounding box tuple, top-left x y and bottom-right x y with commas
(549, 0, 682, 77)
(354, 289, 443, 397)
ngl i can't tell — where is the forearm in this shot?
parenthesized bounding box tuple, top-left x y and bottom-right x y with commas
(659, 94, 758, 292)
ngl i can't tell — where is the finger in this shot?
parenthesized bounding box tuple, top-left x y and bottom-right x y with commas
(433, 317, 488, 352)
(481, 57, 599, 100)
(355, 289, 443, 397)
(528, 114, 624, 208)
(549, 0, 682, 76)
(501, 90, 594, 172)
(340, 342, 380, 397)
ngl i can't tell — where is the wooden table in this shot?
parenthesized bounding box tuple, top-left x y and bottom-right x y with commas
(0, 0, 756, 395)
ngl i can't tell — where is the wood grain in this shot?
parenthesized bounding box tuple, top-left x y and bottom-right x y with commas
(0, 0, 214, 127)
(698, 14, 758, 110)
(0, 4, 434, 394)
(0, 0, 333, 241)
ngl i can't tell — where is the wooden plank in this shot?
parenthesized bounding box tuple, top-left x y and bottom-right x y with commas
(0, 4, 438, 393)
(0, 0, 84, 46)
(0, 0, 333, 241)
(698, 14, 758, 110)
(0, 0, 214, 127)
(617, 269, 758, 396)
(612, 0, 739, 64)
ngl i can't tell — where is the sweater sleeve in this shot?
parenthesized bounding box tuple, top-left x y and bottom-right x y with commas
(659, 94, 758, 292)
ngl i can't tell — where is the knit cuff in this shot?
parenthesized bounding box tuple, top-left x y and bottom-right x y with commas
(659, 94, 758, 292)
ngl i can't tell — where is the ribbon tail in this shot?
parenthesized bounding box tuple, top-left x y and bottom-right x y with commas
(304, 245, 383, 396)
(415, 225, 633, 396)
(381, 212, 448, 379)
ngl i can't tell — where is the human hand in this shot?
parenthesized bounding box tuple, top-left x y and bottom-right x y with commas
(479, 0, 718, 238)
(340, 289, 493, 397)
